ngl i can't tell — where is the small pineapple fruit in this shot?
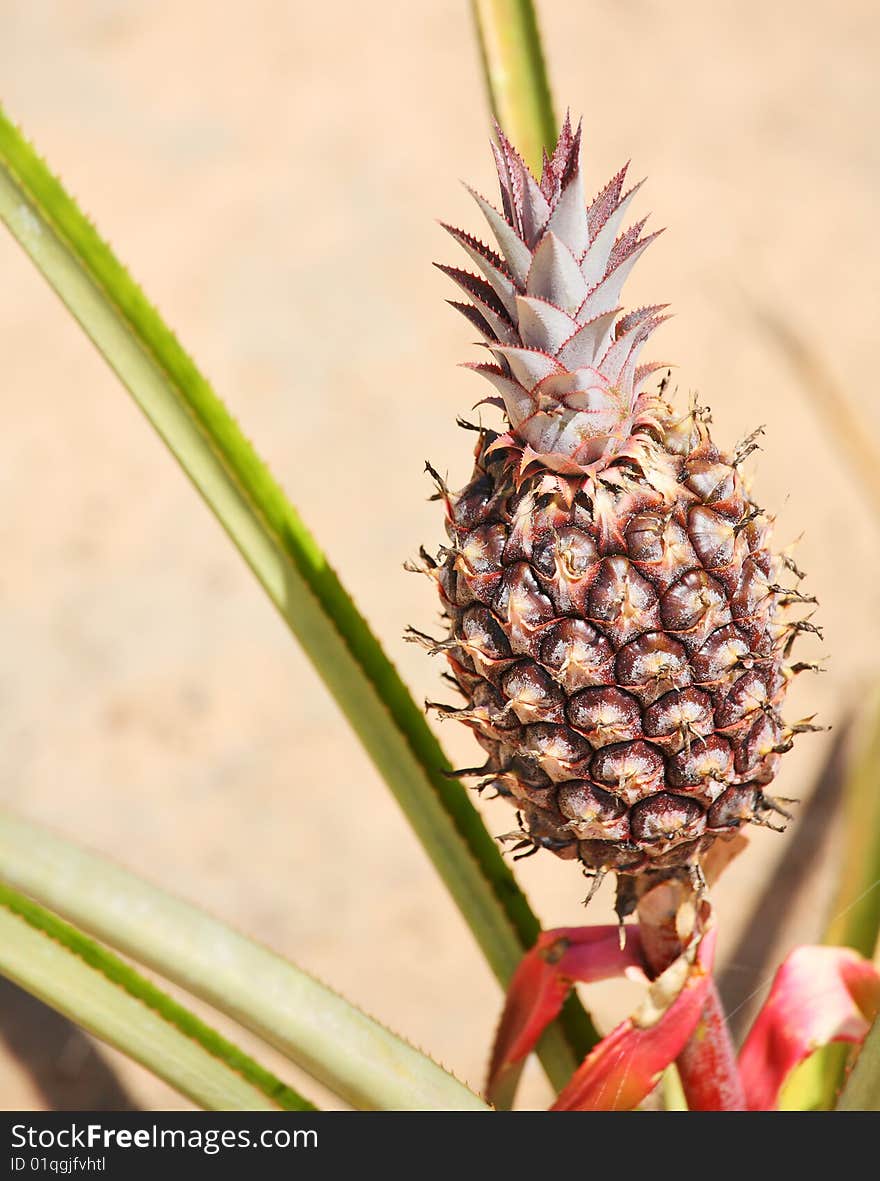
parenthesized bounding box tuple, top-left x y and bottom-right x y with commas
(412, 117, 819, 902)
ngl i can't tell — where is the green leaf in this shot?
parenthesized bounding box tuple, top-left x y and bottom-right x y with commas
(781, 688, 880, 1110)
(0, 807, 488, 1111)
(0, 107, 596, 1091)
(837, 1013, 880, 1110)
(822, 689, 880, 958)
(0, 883, 311, 1111)
(471, 0, 557, 171)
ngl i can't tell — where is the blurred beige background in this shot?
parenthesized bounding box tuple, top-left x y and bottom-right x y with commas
(0, 0, 878, 1109)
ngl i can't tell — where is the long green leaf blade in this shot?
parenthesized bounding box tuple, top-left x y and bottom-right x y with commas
(782, 689, 880, 1109)
(0, 807, 488, 1111)
(0, 883, 310, 1112)
(471, 0, 557, 171)
(823, 689, 880, 958)
(0, 108, 595, 1088)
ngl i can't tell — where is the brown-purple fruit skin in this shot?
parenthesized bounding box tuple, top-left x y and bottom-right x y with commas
(432, 410, 797, 878)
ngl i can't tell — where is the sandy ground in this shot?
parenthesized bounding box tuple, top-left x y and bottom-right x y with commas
(0, 0, 878, 1110)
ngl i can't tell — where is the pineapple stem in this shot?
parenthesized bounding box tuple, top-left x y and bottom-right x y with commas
(636, 872, 746, 1111)
(674, 981, 746, 1112)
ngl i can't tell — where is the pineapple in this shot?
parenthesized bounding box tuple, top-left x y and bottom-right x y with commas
(411, 116, 818, 904)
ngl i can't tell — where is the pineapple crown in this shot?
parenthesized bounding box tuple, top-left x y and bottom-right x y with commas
(440, 114, 669, 478)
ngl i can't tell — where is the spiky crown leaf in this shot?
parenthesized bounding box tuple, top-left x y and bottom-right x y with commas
(441, 115, 668, 477)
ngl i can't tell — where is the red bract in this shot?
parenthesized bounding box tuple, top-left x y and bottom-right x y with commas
(553, 929, 716, 1111)
(490, 923, 880, 1110)
(488, 925, 646, 1107)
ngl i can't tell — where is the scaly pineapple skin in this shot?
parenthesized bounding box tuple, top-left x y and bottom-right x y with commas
(427, 408, 795, 877)
(416, 116, 814, 887)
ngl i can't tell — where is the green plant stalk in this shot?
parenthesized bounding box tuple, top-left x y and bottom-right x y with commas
(0, 808, 488, 1111)
(471, 0, 557, 172)
(0, 110, 596, 1090)
(661, 1064, 689, 1112)
(782, 688, 880, 1110)
(0, 883, 309, 1111)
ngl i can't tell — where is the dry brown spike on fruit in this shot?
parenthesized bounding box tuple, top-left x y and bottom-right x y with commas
(409, 115, 820, 915)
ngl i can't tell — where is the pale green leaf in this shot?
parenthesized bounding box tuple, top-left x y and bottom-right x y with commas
(0, 807, 488, 1111)
(0, 883, 310, 1112)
